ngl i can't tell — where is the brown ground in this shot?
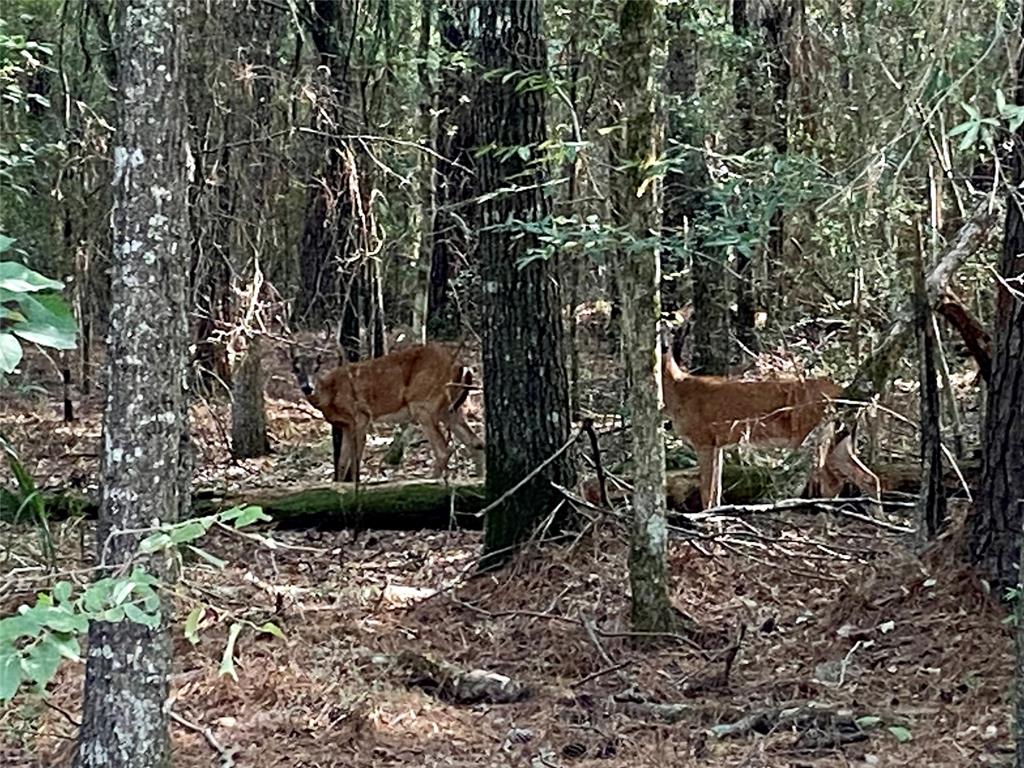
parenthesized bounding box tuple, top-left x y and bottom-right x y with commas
(0, 344, 1012, 767)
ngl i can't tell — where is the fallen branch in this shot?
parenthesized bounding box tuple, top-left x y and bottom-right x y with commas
(397, 649, 529, 704)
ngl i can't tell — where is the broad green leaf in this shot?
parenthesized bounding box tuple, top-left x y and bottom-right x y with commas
(962, 102, 981, 120)
(0, 234, 15, 253)
(101, 606, 125, 623)
(124, 603, 160, 629)
(184, 605, 205, 644)
(49, 633, 82, 661)
(83, 578, 115, 612)
(52, 581, 73, 604)
(9, 293, 76, 350)
(0, 261, 63, 293)
(230, 506, 270, 529)
(219, 622, 242, 681)
(0, 306, 25, 322)
(0, 613, 43, 643)
(111, 580, 135, 606)
(0, 332, 22, 373)
(0, 650, 22, 701)
(36, 606, 88, 634)
(887, 725, 912, 743)
(21, 638, 62, 686)
(257, 621, 284, 639)
(515, 145, 531, 161)
(855, 715, 882, 729)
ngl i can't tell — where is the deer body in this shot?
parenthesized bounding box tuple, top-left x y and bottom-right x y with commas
(661, 351, 880, 510)
(294, 343, 484, 483)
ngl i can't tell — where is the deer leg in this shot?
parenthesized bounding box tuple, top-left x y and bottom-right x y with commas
(414, 407, 452, 477)
(825, 435, 882, 511)
(446, 409, 485, 475)
(346, 420, 367, 483)
(696, 447, 723, 509)
(331, 424, 345, 482)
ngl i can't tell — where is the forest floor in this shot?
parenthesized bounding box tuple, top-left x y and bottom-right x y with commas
(0, 344, 1012, 767)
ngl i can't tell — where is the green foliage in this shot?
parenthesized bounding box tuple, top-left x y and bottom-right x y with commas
(0, 235, 76, 374)
(0, 433, 54, 564)
(0, 504, 279, 703)
(0, 567, 161, 703)
(948, 89, 1024, 151)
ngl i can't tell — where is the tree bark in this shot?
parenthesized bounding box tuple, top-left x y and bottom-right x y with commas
(969, 8, 1024, 594)
(913, 226, 946, 541)
(474, 0, 576, 567)
(428, 0, 473, 338)
(230, 335, 270, 458)
(663, 5, 730, 374)
(74, 2, 190, 766)
(612, 0, 675, 633)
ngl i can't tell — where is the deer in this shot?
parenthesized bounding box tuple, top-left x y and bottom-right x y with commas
(660, 330, 881, 511)
(290, 341, 484, 483)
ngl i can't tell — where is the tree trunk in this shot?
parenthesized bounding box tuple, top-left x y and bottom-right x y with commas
(613, 0, 675, 633)
(913, 225, 946, 541)
(295, 0, 362, 343)
(731, 0, 759, 356)
(230, 335, 270, 458)
(412, 0, 435, 343)
(74, 2, 189, 765)
(969, 7, 1024, 594)
(663, 5, 730, 374)
(427, 0, 473, 338)
(474, 0, 576, 568)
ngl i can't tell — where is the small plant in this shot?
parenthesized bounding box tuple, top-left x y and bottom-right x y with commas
(0, 234, 76, 374)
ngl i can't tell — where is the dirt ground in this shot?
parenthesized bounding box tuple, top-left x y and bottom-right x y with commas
(0, 344, 1014, 767)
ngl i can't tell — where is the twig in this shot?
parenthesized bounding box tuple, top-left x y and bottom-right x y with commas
(581, 418, 609, 507)
(168, 709, 236, 767)
(471, 428, 582, 518)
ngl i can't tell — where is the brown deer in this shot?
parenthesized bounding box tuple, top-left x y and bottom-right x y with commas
(290, 342, 484, 483)
(661, 338, 880, 511)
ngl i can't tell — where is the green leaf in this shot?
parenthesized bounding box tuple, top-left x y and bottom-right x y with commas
(21, 638, 62, 686)
(229, 506, 270, 529)
(855, 715, 882, 729)
(52, 581, 73, 604)
(0, 613, 43, 643)
(219, 622, 242, 681)
(996, 88, 1007, 113)
(959, 122, 980, 151)
(515, 145, 531, 161)
(9, 293, 76, 350)
(0, 261, 64, 293)
(49, 633, 82, 661)
(0, 234, 15, 253)
(257, 621, 284, 639)
(140, 532, 173, 553)
(887, 725, 912, 743)
(0, 650, 22, 701)
(111, 579, 135, 606)
(36, 606, 88, 634)
(169, 520, 210, 545)
(187, 545, 227, 569)
(946, 120, 975, 137)
(0, 332, 23, 373)
(101, 606, 126, 623)
(124, 603, 160, 629)
(184, 605, 205, 645)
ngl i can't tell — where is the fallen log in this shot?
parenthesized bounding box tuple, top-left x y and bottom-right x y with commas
(2, 480, 487, 530)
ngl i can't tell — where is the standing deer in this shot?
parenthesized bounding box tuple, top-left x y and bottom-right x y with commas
(660, 335, 880, 510)
(290, 342, 484, 483)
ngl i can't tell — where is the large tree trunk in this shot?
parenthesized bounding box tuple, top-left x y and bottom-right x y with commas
(969, 9, 1024, 594)
(427, 0, 473, 338)
(294, 0, 362, 354)
(475, 0, 576, 568)
(613, 0, 675, 633)
(74, 2, 190, 765)
(663, 5, 730, 375)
